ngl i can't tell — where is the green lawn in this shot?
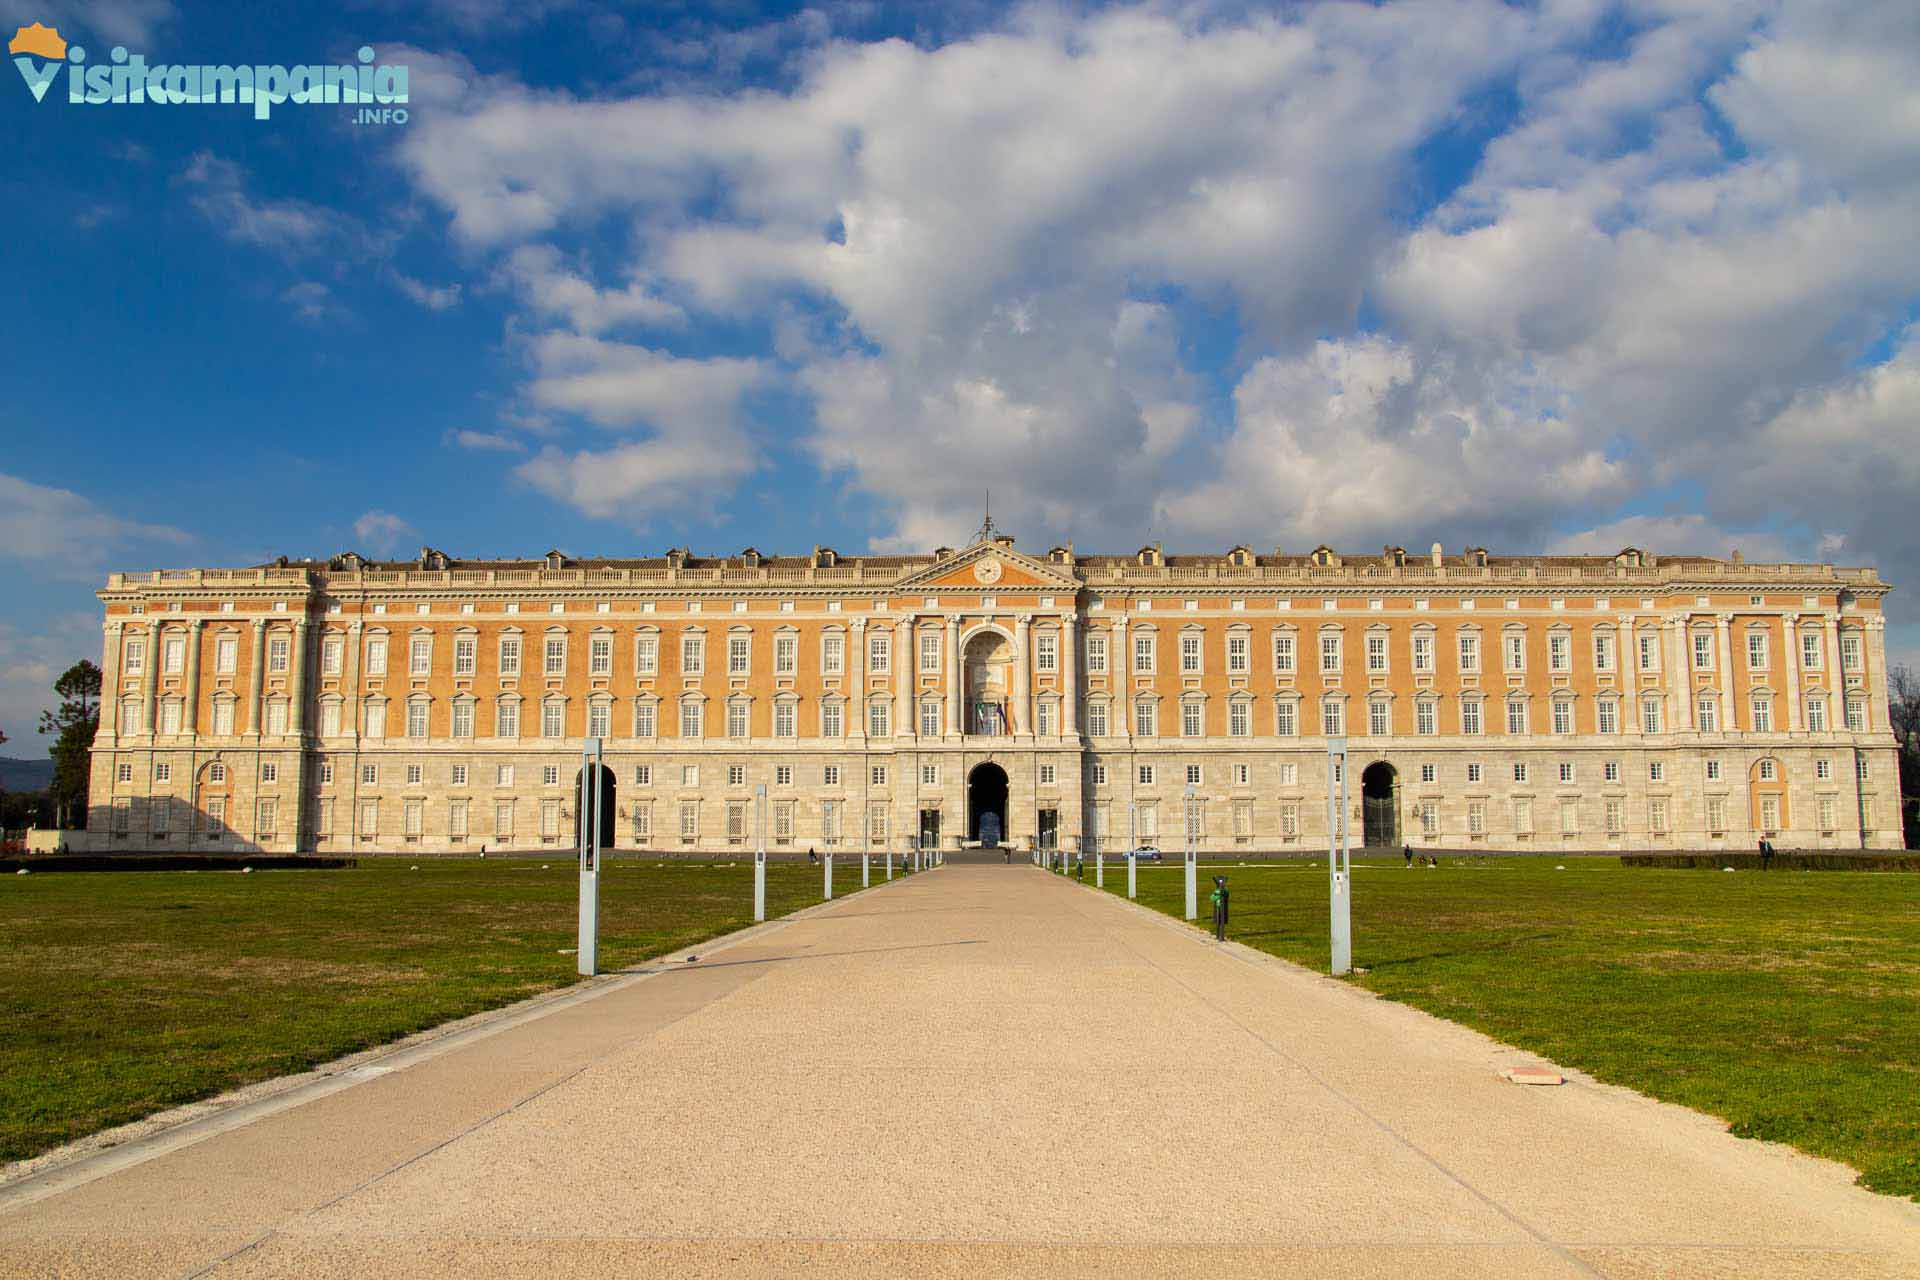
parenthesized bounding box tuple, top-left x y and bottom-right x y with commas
(1, 857, 898, 1164)
(1088, 855, 1920, 1201)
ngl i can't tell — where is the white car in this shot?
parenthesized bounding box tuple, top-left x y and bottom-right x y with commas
(1129, 845, 1164, 862)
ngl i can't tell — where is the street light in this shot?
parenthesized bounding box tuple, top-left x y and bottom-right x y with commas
(754, 783, 767, 922)
(1184, 783, 1198, 920)
(1327, 737, 1351, 976)
(1127, 800, 1137, 899)
(577, 737, 603, 977)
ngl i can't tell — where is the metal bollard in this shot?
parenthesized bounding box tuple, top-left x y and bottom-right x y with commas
(825, 853, 834, 901)
(1096, 851, 1104, 888)
(863, 851, 871, 887)
(1211, 875, 1229, 941)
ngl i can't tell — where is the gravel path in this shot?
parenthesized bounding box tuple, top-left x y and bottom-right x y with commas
(4, 864, 1916, 1278)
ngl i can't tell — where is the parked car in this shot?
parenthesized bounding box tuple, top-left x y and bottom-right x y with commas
(1129, 845, 1163, 861)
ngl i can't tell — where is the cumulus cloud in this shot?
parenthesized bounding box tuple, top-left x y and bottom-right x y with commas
(392, 272, 463, 311)
(178, 153, 355, 254)
(446, 429, 524, 452)
(1549, 514, 1793, 563)
(352, 510, 416, 555)
(0, 473, 191, 579)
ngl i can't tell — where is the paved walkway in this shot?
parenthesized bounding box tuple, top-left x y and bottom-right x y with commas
(4, 866, 1918, 1279)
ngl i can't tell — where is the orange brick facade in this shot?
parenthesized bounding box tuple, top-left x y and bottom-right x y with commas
(85, 538, 1903, 854)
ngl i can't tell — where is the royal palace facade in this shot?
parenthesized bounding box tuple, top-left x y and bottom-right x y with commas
(83, 535, 1903, 855)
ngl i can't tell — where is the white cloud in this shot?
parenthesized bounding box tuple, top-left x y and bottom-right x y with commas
(0, 472, 191, 579)
(352, 510, 417, 555)
(177, 152, 352, 254)
(0, 0, 174, 47)
(501, 245, 682, 334)
(282, 281, 340, 323)
(446, 429, 524, 452)
(392, 272, 463, 311)
(0, 614, 101, 759)
(1549, 514, 1792, 563)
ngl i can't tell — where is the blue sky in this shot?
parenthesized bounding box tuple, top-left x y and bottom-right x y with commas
(2, 0, 1918, 755)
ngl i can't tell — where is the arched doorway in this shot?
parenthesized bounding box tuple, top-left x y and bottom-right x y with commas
(968, 763, 1009, 845)
(1361, 761, 1398, 847)
(963, 630, 1014, 735)
(573, 765, 616, 851)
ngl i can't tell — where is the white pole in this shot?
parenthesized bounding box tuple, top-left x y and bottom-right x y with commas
(825, 850, 834, 901)
(753, 783, 767, 923)
(1329, 739, 1351, 976)
(577, 739, 601, 977)
(1096, 849, 1103, 888)
(863, 849, 870, 887)
(886, 849, 893, 880)
(1184, 783, 1198, 921)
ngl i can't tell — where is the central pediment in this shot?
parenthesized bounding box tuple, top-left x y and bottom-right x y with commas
(897, 542, 1078, 592)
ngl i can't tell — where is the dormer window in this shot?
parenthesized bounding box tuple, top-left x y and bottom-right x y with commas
(543, 549, 565, 571)
(740, 547, 761, 568)
(1137, 545, 1163, 567)
(1384, 546, 1406, 567)
(666, 547, 689, 570)
(812, 546, 837, 568)
(1465, 546, 1489, 568)
(1310, 545, 1337, 568)
(1227, 545, 1252, 567)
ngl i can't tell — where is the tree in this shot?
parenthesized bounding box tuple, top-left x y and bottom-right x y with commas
(1890, 664, 1920, 850)
(39, 660, 100, 830)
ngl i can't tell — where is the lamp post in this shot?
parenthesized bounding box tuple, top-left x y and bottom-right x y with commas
(1327, 737, 1351, 976)
(1184, 782, 1198, 920)
(753, 783, 766, 923)
(577, 737, 602, 977)
(1127, 800, 1137, 899)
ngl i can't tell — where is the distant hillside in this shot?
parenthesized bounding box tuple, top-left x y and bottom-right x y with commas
(0, 758, 54, 793)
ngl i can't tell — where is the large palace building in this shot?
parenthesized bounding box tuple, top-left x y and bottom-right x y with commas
(83, 532, 1903, 855)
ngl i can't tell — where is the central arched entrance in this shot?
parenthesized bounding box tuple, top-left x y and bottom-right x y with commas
(572, 764, 616, 851)
(1361, 761, 1398, 848)
(968, 763, 1009, 845)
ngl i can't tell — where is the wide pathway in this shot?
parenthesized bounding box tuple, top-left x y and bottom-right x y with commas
(4, 865, 1918, 1278)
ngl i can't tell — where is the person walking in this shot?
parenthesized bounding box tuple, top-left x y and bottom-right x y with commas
(1403, 842, 1413, 868)
(1761, 838, 1774, 870)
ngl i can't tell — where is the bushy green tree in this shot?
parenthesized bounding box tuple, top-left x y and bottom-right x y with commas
(39, 661, 100, 830)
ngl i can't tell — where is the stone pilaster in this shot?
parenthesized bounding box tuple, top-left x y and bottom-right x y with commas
(1715, 613, 1736, 731)
(1014, 613, 1032, 736)
(1062, 614, 1078, 738)
(99, 620, 123, 740)
(946, 614, 961, 737)
(246, 619, 266, 738)
(1782, 613, 1801, 732)
(183, 618, 204, 734)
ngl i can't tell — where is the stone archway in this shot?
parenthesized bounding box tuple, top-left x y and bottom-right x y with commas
(969, 763, 1009, 845)
(1361, 761, 1399, 848)
(963, 629, 1014, 735)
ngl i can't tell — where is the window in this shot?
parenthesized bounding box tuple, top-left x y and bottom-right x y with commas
(1275, 700, 1297, 737)
(160, 700, 182, 734)
(1845, 699, 1866, 731)
(868, 631, 890, 674)
(1093, 763, 1108, 786)
(726, 801, 748, 841)
(115, 760, 134, 783)
(1038, 632, 1059, 674)
(682, 633, 705, 675)
(727, 701, 749, 739)
(1320, 632, 1342, 674)
(772, 802, 791, 839)
(1134, 632, 1156, 674)
(124, 636, 146, 675)
(1696, 696, 1718, 733)
(497, 801, 517, 839)
(1559, 800, 1578, 836)
(358, 798, 379, 838)
(680, 803, 700, 841)
(1232, 763, 1251, 786)
(1554, 761, 1573, 784)
(1806, 698, 1827, 732)
(1841, 633, 1862, 672)
(1801, 631, 1823, 671)
(492, 764, 514, 787)
(1513, 762, 1530, 783)
(728, 634, 750, 676)
(541, 701, 564, 738)
(1758, 758, 1777, 781)
(1746, 631, 1767, 670)
(821, 799, 841, 841)
(543, 765, 561, 786)
(1857, 756, 1870, 781)
(1088, 701, 1109, 737)
(1461, 700, 1483, 736)
(1649, 798, 1669, 834)
(821, 700, 843, 737)
(1706, 759, 1722, 781)
(1321, 698, 1344, 737)
(1365, 632, 1387, 674)
(1649, 760, 1664, 782)
(920, 763, 938, 786)
(1419, 763, 1436, 784)
(454, 635, 476, 675)
(683, 764, 700, 786)
(1087, 632, 1109, 674)
(450, 799, 469, 840)
(266, 699, 289, 736)
(1180, 632, 1202, 674)
(452, 701, 474, 738)
(216, 635, 238, 674)
(1514, 797, 1533, 834)
(868, 699, 890, 737)
(1601, 760, 1619, 783)
(868, 804, 889, 844)
(823, 764, 840, 787)
(822, 632, 844, 676)
(1457, 632, 1479, 673)
(1818, 796, 1836, 832)
(1642, 697, 1662, 734)
(777, 701, 798, 738)
(590, 635, 611, 676)
(919, 629, 941, 674)
(1693, 632, 1714, 670)
(1750, 696, 1771, 732)
(1548, 633, 1570, 673)
(1504, 631, 1525, 672)
(406, 636, 430, 676)
(1412, 632, 1434, 673)
(871, 765, 889, 788)
(1039, 764, 1057, 786)
(1815, 757, 1831, 781)
(1273, 631, 1295, 673)
(634, 633, 657, 676)
(1036, 700, 1055, 736)
(403, 763, 422, 786)
(1184, 764, 1203, 787)
(1227, 633, 1249, 674)
(1605, 799, 1624, 835)
(1419, 801, 1439, 837)
(767, 633, 794, 677)
(588, 701, 610, 738)
(680, 700, 703, 738)
(1135, 699, 1157, 738)
(1138, 764, 1156, 786)
(270, 636, 291, 674)
(1366, 700, 1389, 736)
(1468, 800, 1486, 835)
(633, 699, 656, 738)
(1416, 701, 1436, 736)
(544, 636, 566, 676)
(1551, 700, 1572, 735)
(499, 635, 521, 676)
(258, 798, 278, 838)
(1181, 702, 1203, 738)
(1706, 796, 1727, 834)
(496, 699, 520, 738)
(1234, 802, 1253, 839)
(1280, 803, 1299, 837)
(1229, 700, 1250, 737)
(727, 764, 746, 787)
(157, 635, 185, 675)
(1594, 630, 1615, 673)
(1638, 630, 1658, 672)
(1597, 699, 1618, 734)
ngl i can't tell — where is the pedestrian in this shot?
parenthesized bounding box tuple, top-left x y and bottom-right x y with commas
(1403, 843, 1413, 868)
(808, 848, 818, 866)
(1761, 838, 1774, 870)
